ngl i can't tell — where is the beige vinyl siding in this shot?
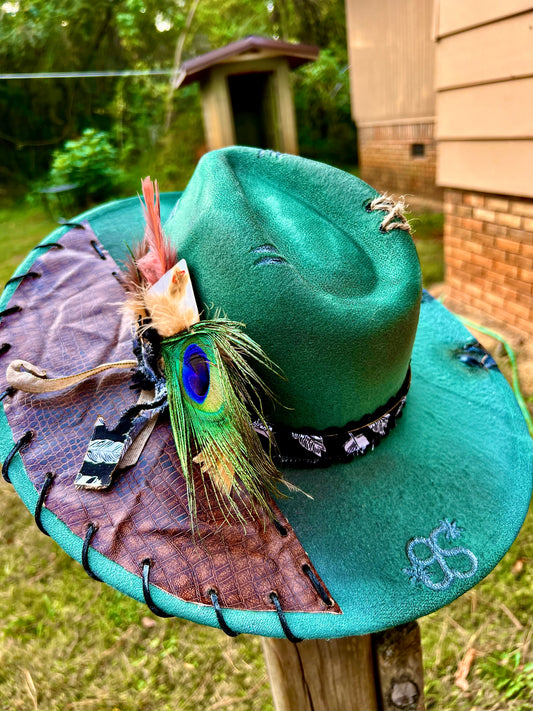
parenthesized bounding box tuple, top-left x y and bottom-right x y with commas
(435, 5, 533, 197)
(438, 141, 533, 198)
(436, 77, 533, 139)
(345, 0, 435, 123)
(437, 0, 532, 37)
(436, 11, 533, 89)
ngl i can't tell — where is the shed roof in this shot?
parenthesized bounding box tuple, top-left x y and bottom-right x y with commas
(176, 36, 319, 88)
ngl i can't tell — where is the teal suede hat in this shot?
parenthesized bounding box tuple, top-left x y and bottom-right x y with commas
(0, 146, 532, 641)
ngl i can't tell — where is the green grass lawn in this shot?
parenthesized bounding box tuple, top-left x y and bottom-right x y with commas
(0, 206, 57, 287)
(408, 211, 445, 287)
(0, 203, 532, 710)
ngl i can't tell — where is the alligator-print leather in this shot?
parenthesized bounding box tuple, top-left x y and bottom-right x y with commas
(0, 224, 340, 615)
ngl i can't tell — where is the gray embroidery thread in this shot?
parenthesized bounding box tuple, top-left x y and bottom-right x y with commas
(403, 519, 478, 591)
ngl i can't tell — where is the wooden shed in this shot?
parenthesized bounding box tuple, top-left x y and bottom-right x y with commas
(175, 36, 319, 155)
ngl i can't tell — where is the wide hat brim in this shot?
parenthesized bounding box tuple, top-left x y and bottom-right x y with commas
(1, 193, 531, 640)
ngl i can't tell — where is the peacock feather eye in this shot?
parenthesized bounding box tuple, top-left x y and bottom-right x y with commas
(161, 335, 224, 417)
(159, 319, 284, 525)
(182, 344, 210, 403)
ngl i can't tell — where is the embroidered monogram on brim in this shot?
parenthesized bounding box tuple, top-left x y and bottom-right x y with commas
(403, 519, 478, 591)
(254, 368, 411, 468)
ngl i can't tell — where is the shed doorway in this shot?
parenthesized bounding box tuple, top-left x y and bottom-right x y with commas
(228, 72, 277, 149)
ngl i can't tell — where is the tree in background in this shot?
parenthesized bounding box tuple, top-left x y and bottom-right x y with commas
(267, 0, 357, 166)
(270, 0, 347, 55)
(294, 51, 357, 167)
(0, 0, 356, 197)
(0, 1, 124, 186)
(0, 0, 196, 190)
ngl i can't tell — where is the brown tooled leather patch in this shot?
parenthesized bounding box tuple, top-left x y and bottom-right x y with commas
(0, 224, 340, 615)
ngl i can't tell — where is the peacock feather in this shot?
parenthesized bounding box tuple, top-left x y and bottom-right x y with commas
(160, 318, 286, 524)
(123, 177, 288, 526)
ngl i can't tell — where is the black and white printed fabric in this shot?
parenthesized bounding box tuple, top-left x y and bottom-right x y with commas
(254, 368, 411, 468)
(76, 326, 168, 490)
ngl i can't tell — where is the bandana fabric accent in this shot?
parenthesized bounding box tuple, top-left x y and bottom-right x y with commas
(75, 393, 166, 490)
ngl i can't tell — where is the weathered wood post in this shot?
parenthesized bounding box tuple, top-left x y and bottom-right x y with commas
(262, 622, 425, 711)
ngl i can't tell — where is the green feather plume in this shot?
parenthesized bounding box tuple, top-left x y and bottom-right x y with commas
(160, 318, 286, 525)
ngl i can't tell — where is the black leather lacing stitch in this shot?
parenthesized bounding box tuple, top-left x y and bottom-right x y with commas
(82, 523, 102, 581)
(90, 240, 107, 260)
(2, 430, 34, 483)
(302, 564, 333, 606)
(142, 559, 172, 617)
(208, 589, 240, 637)
(32, 243, 64, 251)
(269, 592, 302, 644)
(58, 220, 86, 229)
(5, 272, 41, 287)
(0, 386, 15, 402)
(0, 343, 11, 356)
(34, 472, 54, 536)
(273, 519, 288, 537)
(0, 305, 22, 319)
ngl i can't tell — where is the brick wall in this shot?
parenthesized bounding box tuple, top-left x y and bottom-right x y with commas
(358, 121, 441, 201)
(444, 189, 533, 334)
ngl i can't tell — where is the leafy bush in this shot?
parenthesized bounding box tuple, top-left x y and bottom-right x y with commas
(48, 129, 122, 205)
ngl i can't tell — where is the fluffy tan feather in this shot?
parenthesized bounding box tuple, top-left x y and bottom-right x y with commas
(143, 265, 199, 337)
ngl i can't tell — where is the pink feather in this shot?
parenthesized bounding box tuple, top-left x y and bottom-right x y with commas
(136, 177, 177, 286)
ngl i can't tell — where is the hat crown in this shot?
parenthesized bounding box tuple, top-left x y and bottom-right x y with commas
(165, 147, 421, 429)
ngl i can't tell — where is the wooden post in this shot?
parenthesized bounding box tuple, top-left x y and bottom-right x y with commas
(200, 69, 236, 151)
(373, 622, 426, 711)
(261, 622, 425, 711)
(262, 635, 378, 711)
(273, 59, 299, 155)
